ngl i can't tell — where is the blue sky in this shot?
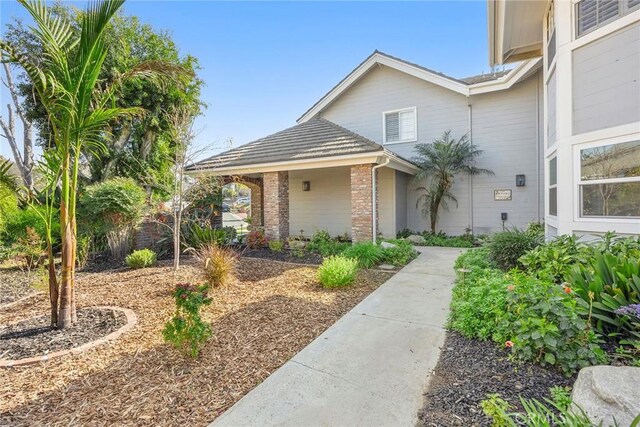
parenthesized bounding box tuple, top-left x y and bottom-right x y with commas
(1, 1, 494, 160)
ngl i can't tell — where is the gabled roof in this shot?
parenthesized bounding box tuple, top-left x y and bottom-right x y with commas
(297, 50, 541, 123)
(186, 118, 417, 174)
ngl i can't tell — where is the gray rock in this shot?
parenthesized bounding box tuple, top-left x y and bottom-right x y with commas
(378, 264, 396, 270)
(571, 366, 640, 427)
(406, 235, 425, 245)
(380, 241, 396, 249)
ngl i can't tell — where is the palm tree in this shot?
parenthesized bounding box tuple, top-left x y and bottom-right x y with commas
(412, 131, 494, 233)
(0, 0, 179, 328)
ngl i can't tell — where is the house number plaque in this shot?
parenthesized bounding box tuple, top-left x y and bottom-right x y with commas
(494, 189, 512, 201)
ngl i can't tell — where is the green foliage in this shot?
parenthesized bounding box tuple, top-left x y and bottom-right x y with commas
(421, 231, 475, 248)
(310, 230, 332, 244)
(318, 256, 359, 288)
(245, 229, 267, 249)
(306, 239, 349, 257)
(396, 228, 414, 239)
(567, 251, 640, 341)
(481, 390, 595, 427)
(519, 235, 587, 282)
(412, 131, 494, 233)
(268, 239, 284, 252)
(162, 283, 212, 357)
(342, 242, 384, 268)
(185, 223, 226, 248)
(454, 247, 494, 270)
(81, 178, 147, 233)
(549, 386, 572, 411)
(1, 206, 59, 246)
(380, 239, 419, 266)
(196, 244, 237, 288)
(125, 249, 157, 269)
(76, 234, 92, 269)
(488, 227, 544, 271)
(9, 227, 45, 272)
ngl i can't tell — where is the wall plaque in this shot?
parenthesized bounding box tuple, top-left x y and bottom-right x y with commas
(494, 189, 512, 201)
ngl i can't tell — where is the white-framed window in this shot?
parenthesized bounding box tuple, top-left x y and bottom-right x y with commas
(578, 140, 640, 218)
(575, 0, 640, 38)
(383, 107, 417, 144)
(546, 0, 557, 67)
(549, 156, 558, 216)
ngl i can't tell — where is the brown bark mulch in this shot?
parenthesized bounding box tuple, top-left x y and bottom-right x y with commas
(0, 268, 38, 306)
(0, 307, 127, 360)
(0, 257, 392, 426)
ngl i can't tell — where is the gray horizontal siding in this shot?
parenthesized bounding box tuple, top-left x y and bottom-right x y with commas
(573, 22, 640, 134)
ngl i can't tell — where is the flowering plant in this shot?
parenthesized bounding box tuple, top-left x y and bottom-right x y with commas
(162, 283, 212, 357)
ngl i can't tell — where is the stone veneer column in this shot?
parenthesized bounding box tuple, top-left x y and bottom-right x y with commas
(350, 164, 376, 242)
(249, 182, 263, 227)
(263, 171, 289, 240)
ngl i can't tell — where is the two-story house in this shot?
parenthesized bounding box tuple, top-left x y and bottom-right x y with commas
(188, 0, 639, 242)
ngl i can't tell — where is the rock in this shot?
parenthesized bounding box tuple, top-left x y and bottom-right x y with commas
(380, 241, 396, 249)
(406, 235, 425, 245)
(571, 366, 640, 427)
(378, 264, 395, 270)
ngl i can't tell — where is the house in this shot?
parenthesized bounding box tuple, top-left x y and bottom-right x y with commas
(188, 0, 639, 242)
(489, 0, 640, 237)
(187, 51, 546, 242)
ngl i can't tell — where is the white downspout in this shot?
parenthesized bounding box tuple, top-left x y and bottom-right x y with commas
(372, 157, 390, 244)
(467, 99, 474, 233)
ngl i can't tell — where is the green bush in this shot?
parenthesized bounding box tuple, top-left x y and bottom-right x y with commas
(306, 239, 349, 257)
(317, 255, 358, 288)
(519, 235, 588, 283)
(1, 206, 60, 246)
(268, 239, 284, 252)
(185, 223, 227, 248)
(380, 239, 419, 266)
(421, 231, 475, 248)
(567, 250, 640, 341)
(125, 249, 157, 269)
(396, 228, 415, 239)
(488, 227, 543, 271)
(342, 242, 384, 268)
(162, 283, 212, 357)
(310, 229, 332, 244)
(0, 185, 19, 237)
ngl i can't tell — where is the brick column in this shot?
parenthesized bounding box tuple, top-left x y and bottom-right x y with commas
(249, 182, 263, 227)
(263, 171, 289, 240)
(351, 164, 375, 242)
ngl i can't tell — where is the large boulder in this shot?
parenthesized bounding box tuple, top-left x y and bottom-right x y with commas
(571, 366, 640, 427)
(380, 241, 396, 249)
(406, 235, 425, 245)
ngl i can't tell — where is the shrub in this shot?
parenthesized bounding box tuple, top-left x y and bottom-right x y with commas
(196, 244, 237, 287)
(380, 239, 419, 266)
(1, 206, 59, 247)
(125, 249, 157, 269)
(342, 242, 384, 268)
(162, 283, 212, 357)
(318, 255, 358, 288)
(76, 234, 92, 269)
(306, 239, 349, 257)
(310, 229, 332, 244)
(519, 235, 587, 283)
(10, 227, 46, 272)
(245, 229, 267, 249)
(0, 185, 19, 237)
(221, 226, 237, 244)
(268, 239, 284, 252)
(567, 250, 640, 341)
(80, 178, 147, 260)
(185, 222, 226, 248)
(488, 227, 543, 271)
(454, 247, 494, 271)
(396, 228, 415, 239)
(421, 232, 475, 248)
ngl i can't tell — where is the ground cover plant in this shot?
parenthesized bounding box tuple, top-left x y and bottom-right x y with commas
(317, 255, 359, 288)
(397, 229, 476, 248)
(125, 249, 157, 269)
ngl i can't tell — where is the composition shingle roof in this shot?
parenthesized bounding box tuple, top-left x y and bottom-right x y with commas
(186, 118, 391, 172)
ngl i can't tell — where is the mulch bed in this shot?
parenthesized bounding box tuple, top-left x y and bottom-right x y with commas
(0, 268, 38, 306)
(242, 247, 323, 265)
(418, 332, 574, 427)
(0, 257, 392, 426)
(0, 307, 127, 360)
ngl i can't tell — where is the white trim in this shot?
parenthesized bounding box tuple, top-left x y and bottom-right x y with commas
(297, 51, 542, 123)
(186, 151, 420, 177)
(573, 1, 640, 41)
(382, 107, 418, 145)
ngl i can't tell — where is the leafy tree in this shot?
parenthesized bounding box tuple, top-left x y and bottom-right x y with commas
(0, 0, 177, 328)
(412, 131, 494, 233)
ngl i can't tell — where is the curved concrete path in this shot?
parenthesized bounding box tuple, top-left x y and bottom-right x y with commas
(212, 247, 464, 427)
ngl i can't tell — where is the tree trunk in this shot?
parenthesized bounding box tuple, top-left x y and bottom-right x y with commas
(47, 242, 58, 327)
(58, 203, 74, 329)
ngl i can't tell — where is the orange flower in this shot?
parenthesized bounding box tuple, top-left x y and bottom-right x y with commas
(507, 284, 515, 292)
(505, 340, 514, 348)
(563, 286, 572, 294)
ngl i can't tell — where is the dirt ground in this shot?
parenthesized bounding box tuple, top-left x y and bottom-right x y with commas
(0, 258, 392, 426)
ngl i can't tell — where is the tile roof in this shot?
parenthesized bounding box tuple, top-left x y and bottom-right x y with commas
(186, 118, 389, 172)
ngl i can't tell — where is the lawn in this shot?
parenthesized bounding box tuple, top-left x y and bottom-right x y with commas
(0, 257, 393, 426)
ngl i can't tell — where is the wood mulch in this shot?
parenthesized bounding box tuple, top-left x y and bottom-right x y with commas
(0, 257, 393, 426)
(0, 268, 38, 306)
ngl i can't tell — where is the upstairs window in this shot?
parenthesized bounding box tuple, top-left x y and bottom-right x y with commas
(383, 107, 417, 144)
(576, 0, 639, 37)
(547, 0, 556, 66)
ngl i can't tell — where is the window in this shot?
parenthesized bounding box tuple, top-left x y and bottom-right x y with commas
(579, 140, 640, 217)
(549, 156, 558, 216)
(546, 0, 556, 67)
(383, 107, 416, 144)
(575, 0, 640, 37)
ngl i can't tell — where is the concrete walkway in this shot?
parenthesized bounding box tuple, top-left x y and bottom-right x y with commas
(212, 247, 464, 427)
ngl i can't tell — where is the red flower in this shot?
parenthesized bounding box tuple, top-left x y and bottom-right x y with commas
(507, 284, 515, 292)
(563, 286, 572, 294)
(505, 340, 514, 348)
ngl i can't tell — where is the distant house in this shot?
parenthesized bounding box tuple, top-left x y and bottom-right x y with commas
(188, 0, 639, 242)
(489, 0, 640, 237)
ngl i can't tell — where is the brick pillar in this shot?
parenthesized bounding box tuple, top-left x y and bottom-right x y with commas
(249, 183, 263, 227)
(263, 171, 289, 240)
(351, 164, 375, 242)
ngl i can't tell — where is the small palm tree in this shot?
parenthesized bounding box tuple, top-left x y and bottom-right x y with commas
(1, 0, 180, 328)
(412, 131, 494, 233)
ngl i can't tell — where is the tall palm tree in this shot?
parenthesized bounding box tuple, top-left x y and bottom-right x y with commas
(0, 0, 179, 328)
(412, 131, 494, 233)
